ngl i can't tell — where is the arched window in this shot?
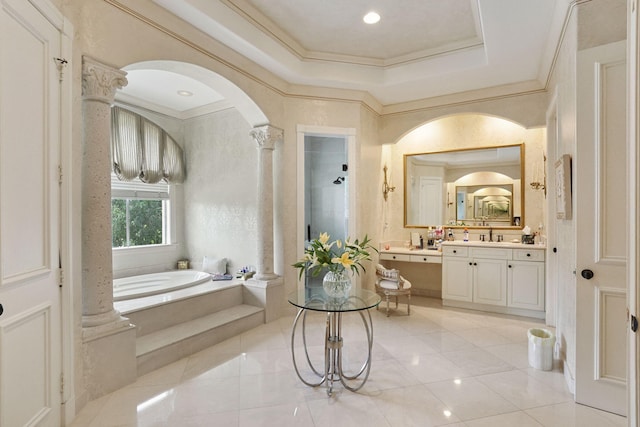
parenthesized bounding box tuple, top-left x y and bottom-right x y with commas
(110, 106, 184, 248)
(111, 106, 185, 183)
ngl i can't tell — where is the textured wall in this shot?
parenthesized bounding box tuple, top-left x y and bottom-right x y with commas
(182, 108, 257, 275)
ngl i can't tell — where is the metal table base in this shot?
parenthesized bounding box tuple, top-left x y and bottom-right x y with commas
(290, 302, 374, 396)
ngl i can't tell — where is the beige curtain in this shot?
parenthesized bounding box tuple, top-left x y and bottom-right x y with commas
(111, 106, 186, 184)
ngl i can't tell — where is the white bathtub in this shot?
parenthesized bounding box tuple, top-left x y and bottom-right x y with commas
(113, 270, 211, 301)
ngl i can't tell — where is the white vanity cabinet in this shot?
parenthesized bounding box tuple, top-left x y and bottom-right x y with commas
(442, 243, 545, 318)
(441, 247, 473, 301)
(507, 250, 545, 311)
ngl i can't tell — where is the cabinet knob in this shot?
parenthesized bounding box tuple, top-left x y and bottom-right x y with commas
(423, 257, 427, 261)
(453, 250, 457, 254)
(473, 262, 477, 266)
(508, 265, 512, 268)
(527, 253, 531, 257)
(392, 256, 396, 259)
(468, 262, 472, 266)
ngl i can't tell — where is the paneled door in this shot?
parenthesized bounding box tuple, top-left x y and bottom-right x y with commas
(0, 0, 63, 425)
(575, 40, 627, 416)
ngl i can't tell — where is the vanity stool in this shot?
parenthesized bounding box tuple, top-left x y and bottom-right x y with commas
(375, 264, 411, 317)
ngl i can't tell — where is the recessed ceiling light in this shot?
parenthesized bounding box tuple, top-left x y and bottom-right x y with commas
(177, 90, 193, 97)
(363, 11, 380, 24)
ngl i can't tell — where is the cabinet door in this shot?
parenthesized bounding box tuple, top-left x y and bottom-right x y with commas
(508, 261, 545, 310)
(442, 257, 473, 302)
(473, 258, 507, 306)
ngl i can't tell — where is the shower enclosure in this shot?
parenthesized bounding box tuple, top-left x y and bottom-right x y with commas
(303, 134, 349, 289)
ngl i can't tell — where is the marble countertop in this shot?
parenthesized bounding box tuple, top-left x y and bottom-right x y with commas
(441, 240, 546, 249)
(380, 247, 443, 256)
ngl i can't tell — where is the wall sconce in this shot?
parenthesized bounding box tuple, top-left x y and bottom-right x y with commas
(383, 165, 395, 201)
(530, 154, 546, 197)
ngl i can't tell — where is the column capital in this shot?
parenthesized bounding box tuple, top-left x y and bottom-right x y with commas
(250, 125, 283, 150)
(82, 56, 128, 104)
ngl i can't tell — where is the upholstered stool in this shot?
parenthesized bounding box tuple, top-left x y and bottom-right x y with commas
(375, 264, 411, 317)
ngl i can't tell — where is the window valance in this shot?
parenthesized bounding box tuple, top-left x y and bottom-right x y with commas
(111, 106, 186, 184)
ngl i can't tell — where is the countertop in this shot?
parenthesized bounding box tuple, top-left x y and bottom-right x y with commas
(441, 240, 546, 249)
(380, 247, 443, 256)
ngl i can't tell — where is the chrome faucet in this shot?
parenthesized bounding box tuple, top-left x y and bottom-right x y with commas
(489, 227, 493, 242)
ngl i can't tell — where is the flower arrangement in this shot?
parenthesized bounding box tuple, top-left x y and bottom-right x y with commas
(293, 232, 377, 279)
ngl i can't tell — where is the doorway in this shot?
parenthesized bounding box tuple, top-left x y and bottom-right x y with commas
(296, 126, 356, 290)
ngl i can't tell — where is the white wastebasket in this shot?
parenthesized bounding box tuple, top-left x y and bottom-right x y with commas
(527, 328, 555, 371)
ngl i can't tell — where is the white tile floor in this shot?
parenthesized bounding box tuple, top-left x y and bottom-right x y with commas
(70, 297, 627, 427)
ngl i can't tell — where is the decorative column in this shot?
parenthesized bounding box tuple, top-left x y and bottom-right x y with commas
(250, 124, 283, 280)
(81, 56, 127, 328)
(246, 125, 284, 323)
(80, 57, 136, 399)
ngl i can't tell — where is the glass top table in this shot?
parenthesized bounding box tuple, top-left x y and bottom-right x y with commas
(288, 288, 381, 396)
(287, 288, 381, 312)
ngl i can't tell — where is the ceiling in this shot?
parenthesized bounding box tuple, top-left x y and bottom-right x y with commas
(117, 0, 570, 116)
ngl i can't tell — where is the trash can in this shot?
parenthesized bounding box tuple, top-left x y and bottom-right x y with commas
(527, 328, 555, 371)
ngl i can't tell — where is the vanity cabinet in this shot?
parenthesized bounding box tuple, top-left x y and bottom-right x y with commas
(442, 243, 545, 318)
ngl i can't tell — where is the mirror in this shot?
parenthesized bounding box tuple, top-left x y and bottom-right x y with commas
(404, 144, 524, 228)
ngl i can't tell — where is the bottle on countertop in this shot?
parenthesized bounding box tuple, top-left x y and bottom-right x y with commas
(447, 228, 454, 241)
(463, 228, 469, 242)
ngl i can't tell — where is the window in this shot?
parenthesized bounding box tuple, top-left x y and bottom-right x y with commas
(111, 177, 170, 248)
(110, 106, 184, 249)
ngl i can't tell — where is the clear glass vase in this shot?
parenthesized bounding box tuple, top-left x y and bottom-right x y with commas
(322, 270, 352, 299)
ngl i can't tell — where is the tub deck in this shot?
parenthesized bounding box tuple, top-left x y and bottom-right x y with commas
(115, 277, 244, 315)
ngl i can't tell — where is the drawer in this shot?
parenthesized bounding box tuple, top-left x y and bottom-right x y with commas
(410, 254, 442, 264)
(379, 253, 411, 262)
(469, 247, 511, 260)
(513, 249, 545, 262)
(442, 246, 468, 257)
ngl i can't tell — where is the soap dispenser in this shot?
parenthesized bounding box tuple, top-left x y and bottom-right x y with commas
(463, 228, 469, 242)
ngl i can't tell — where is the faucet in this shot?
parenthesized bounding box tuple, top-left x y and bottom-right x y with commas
(489, 227, 493, 242)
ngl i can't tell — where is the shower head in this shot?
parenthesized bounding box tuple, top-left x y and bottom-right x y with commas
(333, 176, 345, 185)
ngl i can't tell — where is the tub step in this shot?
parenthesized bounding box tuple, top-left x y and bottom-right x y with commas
(136, 304, 264, 375)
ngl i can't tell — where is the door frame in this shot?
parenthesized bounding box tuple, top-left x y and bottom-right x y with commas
(58, 14, 76, 424)
(296, 125, 357, 280)
(627, 0, 639, 423)
(545, 89, 558, 327)
(31, 0, 76, 421)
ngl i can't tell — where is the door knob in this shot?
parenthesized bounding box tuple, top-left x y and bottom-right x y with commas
(581, 269, 594, 280)
(0, 303, 3, 317)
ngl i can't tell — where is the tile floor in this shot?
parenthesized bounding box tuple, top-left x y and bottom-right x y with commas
(70, 297, 627, 426)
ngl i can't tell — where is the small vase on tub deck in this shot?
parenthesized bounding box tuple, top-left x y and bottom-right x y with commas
(322, 270, 352, 298)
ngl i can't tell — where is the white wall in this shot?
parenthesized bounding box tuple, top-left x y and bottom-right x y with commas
(182, 108, 257, 274)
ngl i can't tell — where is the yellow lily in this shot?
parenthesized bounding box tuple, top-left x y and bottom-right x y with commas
(332, 251, 354, 269)
(318, 232, 330, 245)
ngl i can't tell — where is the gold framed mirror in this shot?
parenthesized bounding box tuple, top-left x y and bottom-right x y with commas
(404, 143, 524, 229)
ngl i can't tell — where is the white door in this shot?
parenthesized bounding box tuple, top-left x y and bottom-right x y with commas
(0, 0, 62, 425)
(575, 41, 627, 416)
(418, 176, 442, 225)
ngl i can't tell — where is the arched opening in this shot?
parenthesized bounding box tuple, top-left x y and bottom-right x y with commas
(112, 60, 271, 279)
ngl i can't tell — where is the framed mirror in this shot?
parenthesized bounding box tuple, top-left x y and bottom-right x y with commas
(404, 144, 524, 229)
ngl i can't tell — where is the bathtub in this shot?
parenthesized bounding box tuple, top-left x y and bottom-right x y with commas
(113, 270, 211, 301)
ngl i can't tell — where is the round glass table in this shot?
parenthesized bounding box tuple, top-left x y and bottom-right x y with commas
(288, 288, 381, 395)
